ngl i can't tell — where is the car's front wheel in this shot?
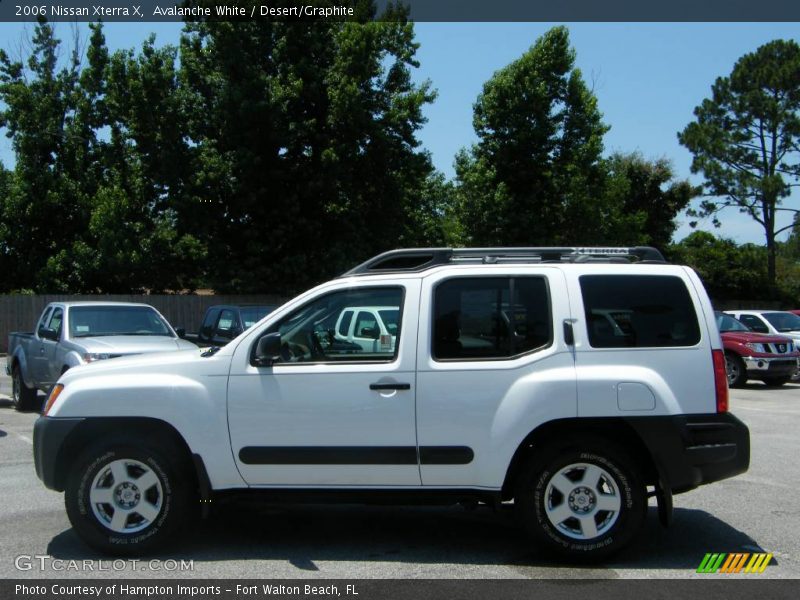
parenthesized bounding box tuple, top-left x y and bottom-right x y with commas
(725, 353, 747, 388)
(65, 440, 191, 555)
(515, 437, 646, 561)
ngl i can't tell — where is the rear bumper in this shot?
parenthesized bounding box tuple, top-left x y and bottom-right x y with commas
(33, 416, 85, 491)
(626, 413, 750, 494)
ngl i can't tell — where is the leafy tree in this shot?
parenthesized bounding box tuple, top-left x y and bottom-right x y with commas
(668, 231, 771, 302)
(600, 152, 699, 249)
(678, 39, 800, 287)
(0, 22, 84, 291)
(455, 26, 609, 246)
(180, 3, 436, 293)
(1, 23, 206, 293)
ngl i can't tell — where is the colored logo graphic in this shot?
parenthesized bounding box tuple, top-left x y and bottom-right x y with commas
(697, 552, 773, 574)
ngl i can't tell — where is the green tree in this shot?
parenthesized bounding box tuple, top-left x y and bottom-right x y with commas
(601, 152, 699, 249)
(668, 231, 770, 302)
(678, 39, 800, 287)
(0, 22, 84, 291)
(1, 23, 206, 293)
(180, 3, 436, 293)
(455, 26, 608, 246)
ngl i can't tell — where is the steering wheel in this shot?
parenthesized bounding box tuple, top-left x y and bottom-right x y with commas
(280, 342, 307, 362)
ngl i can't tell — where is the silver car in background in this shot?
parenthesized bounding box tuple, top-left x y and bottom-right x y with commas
(6, 302, 197, 411)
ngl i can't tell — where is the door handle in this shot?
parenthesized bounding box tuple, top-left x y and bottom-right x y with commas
(370, 382, 411, 391)
(563, 320, 575, 346)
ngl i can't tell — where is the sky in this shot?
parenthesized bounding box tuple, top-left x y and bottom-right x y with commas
(1, 21, 799, 245)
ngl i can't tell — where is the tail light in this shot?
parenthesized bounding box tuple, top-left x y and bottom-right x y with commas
(712, 350, 729, 413)
(44, 384, 64, 416)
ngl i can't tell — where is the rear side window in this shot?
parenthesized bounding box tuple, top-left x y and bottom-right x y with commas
(433, 277, 552, 360)
(337, 310, 354, 337)
(580, 275, 700, 348)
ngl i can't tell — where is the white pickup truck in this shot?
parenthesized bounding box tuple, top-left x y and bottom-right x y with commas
(7, 302, 197, 411)
(33, 248, 749, 561)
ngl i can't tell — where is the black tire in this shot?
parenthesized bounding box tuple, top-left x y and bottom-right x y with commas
(11, 364, 39, 412)
(725, 353, 747, 388)
(65, 438, 191, 556)
(515, 437, 646, 562)
(761, 376, 791, 387)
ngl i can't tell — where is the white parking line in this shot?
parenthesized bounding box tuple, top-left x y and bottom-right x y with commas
(15, 433, 32, 444)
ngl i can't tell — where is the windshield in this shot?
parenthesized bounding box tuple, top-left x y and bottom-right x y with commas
(762, 312, 800, 332)
(69, 306, 173, 338)
(715, 312, 750, 333)
(240, 306, 276, 329)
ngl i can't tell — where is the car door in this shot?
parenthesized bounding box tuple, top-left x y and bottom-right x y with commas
(30, 307, 53, 384)
(41, 306, 64, 385)
(415, 268, 575, 488)
(227, 280, 421, 486)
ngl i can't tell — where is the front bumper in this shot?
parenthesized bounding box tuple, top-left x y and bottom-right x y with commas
(32, 416, 85, 491)
(626, 413, 750, 494)
(742, 355, 799, 376)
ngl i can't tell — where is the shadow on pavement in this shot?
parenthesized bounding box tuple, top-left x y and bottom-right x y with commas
(740, 382, 800, 393)
(45, 504, 769, 573)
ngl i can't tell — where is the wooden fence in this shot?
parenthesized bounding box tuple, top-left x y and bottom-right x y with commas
(0, 294, 288, 354)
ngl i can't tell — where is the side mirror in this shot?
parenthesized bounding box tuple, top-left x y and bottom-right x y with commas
(254, 332, 282, 367)
(361, 327, 380, 340)
(39, 327, 58, 341)
(175, 327, 186, 339)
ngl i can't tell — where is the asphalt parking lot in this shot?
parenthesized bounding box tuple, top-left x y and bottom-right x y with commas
(1, 373, 798, 580)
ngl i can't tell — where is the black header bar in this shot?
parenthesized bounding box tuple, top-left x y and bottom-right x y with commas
(0, 1, 799, 23)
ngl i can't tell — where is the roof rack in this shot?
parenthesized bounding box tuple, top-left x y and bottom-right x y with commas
(340, 247, 666, 277)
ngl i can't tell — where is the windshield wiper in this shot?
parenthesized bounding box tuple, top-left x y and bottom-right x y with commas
(201, 346, 222, 357)
(123, 333, 171, 336)
(72, 333, 121, 337)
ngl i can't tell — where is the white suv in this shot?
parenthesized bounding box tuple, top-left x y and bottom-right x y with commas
(34, 247, 749, 561)
(725, 310, 800, 344)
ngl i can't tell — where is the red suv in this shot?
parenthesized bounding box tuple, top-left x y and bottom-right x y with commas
(715, 312, 800, 387)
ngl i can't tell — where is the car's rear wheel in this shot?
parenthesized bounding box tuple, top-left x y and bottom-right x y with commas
(65, 440, 191, 556)
(515, 437, 646, 561)
(725, 353, 747, 388)
(11, 364, 39, 412)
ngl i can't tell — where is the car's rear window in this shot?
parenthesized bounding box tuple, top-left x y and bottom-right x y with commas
(580, 275, 700, 348)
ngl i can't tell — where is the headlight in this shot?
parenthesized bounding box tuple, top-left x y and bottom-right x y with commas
(744, 343, 764, 353)
(83, 353, 111, 362)
(44, 384, 64, 416)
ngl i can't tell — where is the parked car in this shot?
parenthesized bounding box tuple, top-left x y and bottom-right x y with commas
(186, 304, 278, 347)
(333, 305, 399, 352)
(6, 302, 197, 411)
(714, 311, 799, 387)
(34, 247, 749, 561)
(725, 310, 800, 344)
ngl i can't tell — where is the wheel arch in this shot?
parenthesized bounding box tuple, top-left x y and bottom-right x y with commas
(501, 417, 659, 500)
(53, 417, 200, 493)
(10, 351, 32, 388)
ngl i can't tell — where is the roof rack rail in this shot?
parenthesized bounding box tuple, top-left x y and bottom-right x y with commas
(340, 246, 666, 277)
